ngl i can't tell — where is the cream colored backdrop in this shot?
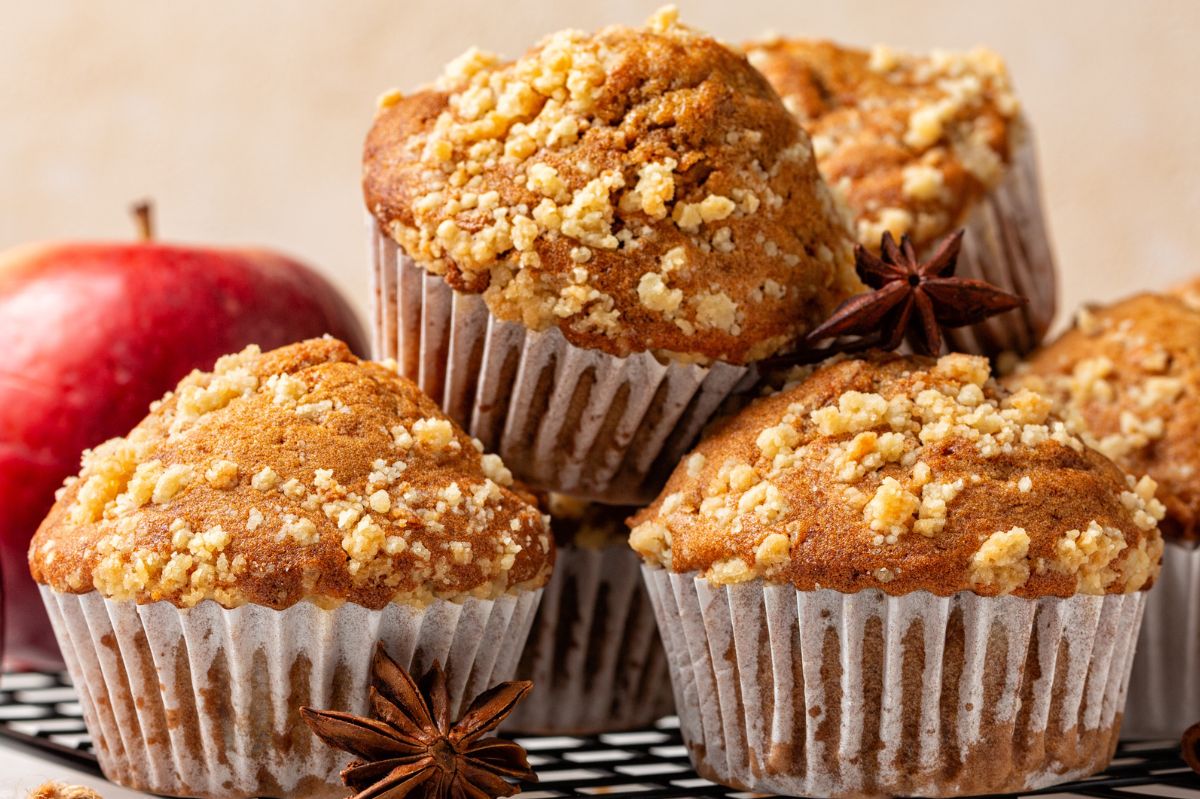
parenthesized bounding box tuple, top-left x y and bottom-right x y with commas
(3, 0, 1198, 334)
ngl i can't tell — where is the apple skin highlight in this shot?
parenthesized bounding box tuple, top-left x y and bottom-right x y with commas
(0, 237, 366, 667)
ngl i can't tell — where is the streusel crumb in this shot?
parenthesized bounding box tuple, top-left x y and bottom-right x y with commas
(632, 352, 1163, 597)
(31, 338, 553, 609)
(364, 9, 861, 364)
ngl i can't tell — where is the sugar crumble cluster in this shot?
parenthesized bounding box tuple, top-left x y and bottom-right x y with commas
(30, 339, 552, 609)
(364, 8, 861, 364)
(631, 353, 1163, 597)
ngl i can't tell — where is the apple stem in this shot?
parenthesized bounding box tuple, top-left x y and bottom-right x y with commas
(131, 201, 154, 241)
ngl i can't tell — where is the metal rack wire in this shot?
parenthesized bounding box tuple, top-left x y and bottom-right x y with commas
(0, 671, 1197, 798)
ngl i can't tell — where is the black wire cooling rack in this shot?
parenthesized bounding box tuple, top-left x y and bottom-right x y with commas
(0, 671, 1197, 799)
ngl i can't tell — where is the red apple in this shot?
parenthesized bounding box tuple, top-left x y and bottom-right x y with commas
(1, 205, 366, 667)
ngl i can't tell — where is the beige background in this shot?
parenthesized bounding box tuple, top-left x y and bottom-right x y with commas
(3, 0, 1198, 337)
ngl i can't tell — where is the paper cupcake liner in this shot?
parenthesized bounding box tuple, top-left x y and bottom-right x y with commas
(944, 126, 1058, 359)
(506, 544, 674, 734)
(368, 219, 754, 504)
(642, 566, 1143, 798)
(1121, 540, 1200, 740)
(40, 586, 541, 799)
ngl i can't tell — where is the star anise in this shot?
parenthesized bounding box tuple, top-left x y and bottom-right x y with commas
(792, 229, 1026, 362)
(300, 645, 537, 799)
(1184, 721, 1200, 774)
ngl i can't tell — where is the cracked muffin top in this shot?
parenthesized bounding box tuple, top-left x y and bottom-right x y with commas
(30, 338, 553, 609)
(744, 37, 1022, 253)
(1015, 293, 1200, 543)
(631, 352, 1163, 597)
(363, 8, 861, 365)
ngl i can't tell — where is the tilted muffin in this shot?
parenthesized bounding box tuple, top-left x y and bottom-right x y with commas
(365, 8, 861, 501)
(1015, 293, 1200, 739)
(632, 352, 1162, 797)
(30, 338, 552, 799)
(507, 495, 673, 734)
(745, 38, 1056, 357)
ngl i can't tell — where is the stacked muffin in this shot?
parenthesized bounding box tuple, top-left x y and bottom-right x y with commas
(1014, 294, 1200, 739)
(745, 38, 1057, 356)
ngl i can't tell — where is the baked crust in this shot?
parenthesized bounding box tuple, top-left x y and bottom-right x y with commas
(29, 338, 552, 609)
(363, 9, 861, 365)
(1017, 293, 1200, 542)
(744, 38, 1020, 254)
(631, 353, 1163, 597)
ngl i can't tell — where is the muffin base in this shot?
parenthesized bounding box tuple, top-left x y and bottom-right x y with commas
(945, 127, 1057, 359)
(642, 567, 1142, 798)
(1121, 540, 1200, 739)
(369, 219, 754, 504)
(41, 587, 541, 799)
(506, 544, 674, 733)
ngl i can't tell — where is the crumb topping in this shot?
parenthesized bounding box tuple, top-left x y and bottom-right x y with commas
(631, 352, 1163, 597)
(744, 38, 1020, 254)
(30, 339, 553, 609)
(364, 9, 861, 364)
(1015, 292, 1200, 541)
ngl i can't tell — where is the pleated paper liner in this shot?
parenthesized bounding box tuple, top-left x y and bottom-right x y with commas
(369, 218, 755, 504)
(642, 566, 1144, 799)
(40, 587, 541, 799)
(506, 544, 673, 734)
(943, 123, 1058, 359)
(1122, 540, 1200, 740)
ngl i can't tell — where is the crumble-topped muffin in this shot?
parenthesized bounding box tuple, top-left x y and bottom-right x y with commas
(744, 38, 1020, 252)
(1016, 294, 1200, 542)
(631, 352, 1164, 597)
(364, 8, 860, 364)
(29, 337, 553, 609)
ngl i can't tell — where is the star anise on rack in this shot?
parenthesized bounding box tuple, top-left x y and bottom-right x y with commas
(785, 229, 1026, 364)
(1184, 721, 1200, 774)
(300, 644, 536, 799)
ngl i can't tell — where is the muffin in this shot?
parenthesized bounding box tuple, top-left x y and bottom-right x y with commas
(632, 352, 1162, 797)
(1015, 293, 1200, 739)
(365, 8, 861, 503)
(506, 494, 673, 733)
(745, 38, 1056, 358)
(29, 338, 552, 799)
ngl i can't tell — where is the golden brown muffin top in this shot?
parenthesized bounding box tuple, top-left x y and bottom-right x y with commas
(744, 38, 1020, 253)
(1016, 294, 1200, 542)
(546, 493, 632, 549)
(631, 353, 1163, 597)
(363, 9, 861, 365)
(29, 338, 553, 610)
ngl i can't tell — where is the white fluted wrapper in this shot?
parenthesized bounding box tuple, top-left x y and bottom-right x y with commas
(1122, 540, 1200, 740)
(40, 587, 541, 799)
(369, 219, 754, 504)
(507, 544, 673, 733)
(642, 567, 1143, 798)
(944, 129, 1057, 359)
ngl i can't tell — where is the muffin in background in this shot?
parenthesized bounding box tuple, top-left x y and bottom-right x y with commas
(29, 338, 552, 799)
(1015, 293, 1200, 739)
(745, 38, 1056, 358)
(507, 494, 673, 734)
(365, 7, 861, 503)
(633, 352, 1162, 797)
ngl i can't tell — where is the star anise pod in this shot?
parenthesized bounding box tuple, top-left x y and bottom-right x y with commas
(1184, 721, 1200, 774)
(799, 229, 1026, 360)
(300, 644, 536, 799)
